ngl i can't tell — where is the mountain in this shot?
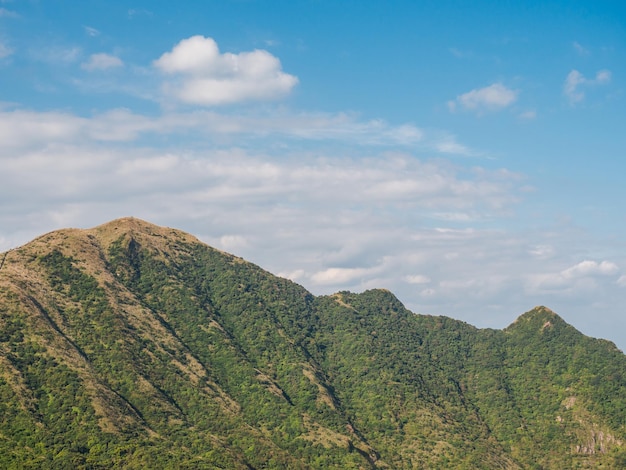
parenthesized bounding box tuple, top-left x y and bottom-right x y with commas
(0, 217, 624, 469)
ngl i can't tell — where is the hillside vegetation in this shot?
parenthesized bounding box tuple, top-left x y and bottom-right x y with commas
(0, 217, 624, 469)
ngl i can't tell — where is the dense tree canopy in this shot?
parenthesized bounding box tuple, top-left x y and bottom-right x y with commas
(0, 218, 624, 468)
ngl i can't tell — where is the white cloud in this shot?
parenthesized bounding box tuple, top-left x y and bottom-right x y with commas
(277, 269, 306, 282)
(218, 234, 249, 251)
(55, 47, 81, 63)
(448, 83, 518, 114)
(311, 267, 376, 285)
(0, 108, 156, 148)
(526, 260, 619, 295)
(31, 46, 82, 64)
(154, 35, 298, 105)
(0, 119, 524, 317)
(528, 245, 554, 259)
(2, 113, 626, 350)
(564, 69, 611, 104)
(564, 70, 585, 103)
(433, 134, 473, 155)
(3, 103, 625, 348)
(0, 107, 436, 150)
(84, 26, 100, 37)
(128, 8, 152, 19)
(81, 53, 123, 71)
(562, 260, 618, 278)
(0, 110, 84, 147)
(0, 110, 516, 225)
(573, 41, 589, 56)
(405, 274, 431, 284)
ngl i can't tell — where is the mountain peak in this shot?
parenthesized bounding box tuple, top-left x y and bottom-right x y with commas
(89, 217, 199, 244)
(504, 305, 573, 335)
(63, 217, 206, 263)
(516, 305, 559, 320)
(94, 216, 157, 232)
(1, 218, 205, 284)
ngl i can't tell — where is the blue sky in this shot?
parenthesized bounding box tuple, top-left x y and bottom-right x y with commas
(1, 0, 626, 350)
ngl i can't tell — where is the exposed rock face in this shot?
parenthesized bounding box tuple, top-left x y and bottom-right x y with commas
(576, 428, 622, 455)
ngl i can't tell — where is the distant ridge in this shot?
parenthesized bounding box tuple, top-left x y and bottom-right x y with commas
(0, 218, 624, 468)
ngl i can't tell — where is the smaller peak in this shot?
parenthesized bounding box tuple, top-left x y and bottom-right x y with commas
(516, 305, 559, 319)
(529, 305, 558, 317)
(365, 288, 394, 295)
(505, 306, 568, 332)
(359, 288, 402, 302)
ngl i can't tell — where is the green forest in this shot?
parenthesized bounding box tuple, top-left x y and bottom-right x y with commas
(0, 218, 624, 469)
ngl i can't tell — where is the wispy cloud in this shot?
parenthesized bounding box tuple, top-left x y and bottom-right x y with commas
(0, 42, 12, 59)
(0, 7, 18, 18)
(84, 26, 100, 37)
(433, 134, 474, 155)
(81, 53, 123, 71)
(518, 110, 536, 120)
(448, 83, 518, 114)
(573, 41, 590, 56)
(563, 69, 611, 104)
(1, 27, 624, 349)
(526, 260, 619, 295)
(0, 107, 438, 150)
(311, 266, 381, 285)
(449, 47, 473, 59)
(31, 46, 82, 64)
(2, 102, 625, 343)
(128, 8, 153, 19)
(154, 35, 298, 106)
(405, 274, 431, 284)
(0, 137, 524, 301)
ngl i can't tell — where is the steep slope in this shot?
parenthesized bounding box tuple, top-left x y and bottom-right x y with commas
(498, 307, 626, 467)
(0, 218, 379, 468)
(0, 218, 624, 469)
(310, 290, 518, 469)
(310, 294, 626, 469)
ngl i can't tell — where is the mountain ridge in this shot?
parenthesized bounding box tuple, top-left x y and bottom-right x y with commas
(0, 218, 610, 344)
(0, 218, 624, 468)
